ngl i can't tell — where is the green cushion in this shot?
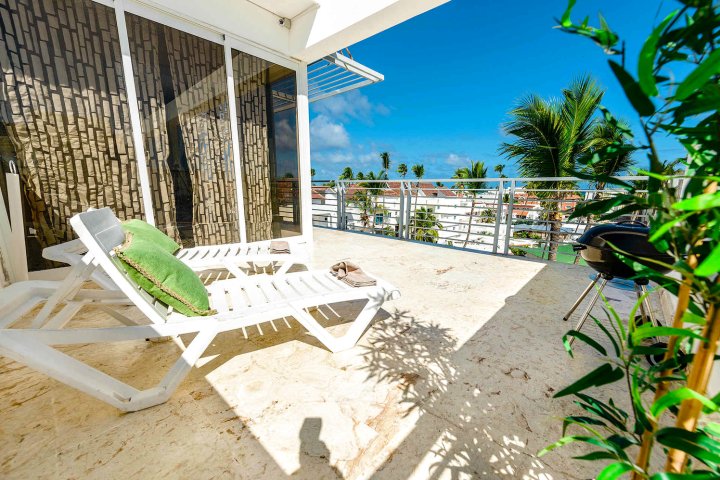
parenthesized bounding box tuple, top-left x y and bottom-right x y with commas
(114, 232, 214, 317)
(121, 219, 181, 255)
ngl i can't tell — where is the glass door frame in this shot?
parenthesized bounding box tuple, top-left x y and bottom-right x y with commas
(121, 0, 313, 244)
(18, 0, 313, 279)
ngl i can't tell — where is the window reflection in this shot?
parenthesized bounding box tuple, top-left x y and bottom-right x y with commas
(127, 13, 238, 247)
(232, 50, 301, 241)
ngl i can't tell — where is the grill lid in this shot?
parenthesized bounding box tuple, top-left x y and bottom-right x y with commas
(577, 221, 658, 254)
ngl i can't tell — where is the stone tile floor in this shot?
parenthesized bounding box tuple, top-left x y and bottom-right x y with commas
(0, 229, 664, 479)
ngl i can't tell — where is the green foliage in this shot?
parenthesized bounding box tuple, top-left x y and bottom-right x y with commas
(513, 230, 542, 240)
(452, 160, 488, 248)
(545, 1, 720, 477)
(478, 208, 495, 223)
(397, 163, 408, 178)
(498, 75, 634, 260)
(412, 207, 442, 243)
(411, 164, 425, 180)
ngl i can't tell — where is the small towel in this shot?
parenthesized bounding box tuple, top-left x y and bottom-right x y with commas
(270, 240, 291, 254)
(330, 261, 377, 287)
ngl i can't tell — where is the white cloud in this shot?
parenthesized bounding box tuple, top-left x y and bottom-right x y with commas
(274, 118, 296, 151)
(312, 90, 389, 125)
(445, 153, 473, 167)
(310, 115, 350, 149)
(312, 149, 378, 167)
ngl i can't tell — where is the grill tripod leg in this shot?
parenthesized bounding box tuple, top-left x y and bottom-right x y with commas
(569, 277, 609, 345)
(563, 273, 602, 321)
(635, 283, 660, 327)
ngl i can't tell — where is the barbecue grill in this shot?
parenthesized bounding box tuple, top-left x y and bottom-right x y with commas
(563, 221, 674, 346)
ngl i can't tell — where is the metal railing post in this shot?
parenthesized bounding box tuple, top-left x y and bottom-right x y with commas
(336, 182, 346, 230)
(503, 180, 515, 255)
(492, 180, 504, 254)
(398, 181, 405, 238)
(405, 182, 419, 240)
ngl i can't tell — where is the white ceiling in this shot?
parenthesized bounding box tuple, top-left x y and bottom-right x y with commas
(248, 0, 318, 19)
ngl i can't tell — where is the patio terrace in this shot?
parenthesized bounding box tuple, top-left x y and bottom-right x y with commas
(0, 228, 662, 479)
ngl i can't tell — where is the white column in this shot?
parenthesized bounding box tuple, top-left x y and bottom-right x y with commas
(224, 40, 248, 243)
(114, 0, 155, 224)
(296, 62, 314, 244)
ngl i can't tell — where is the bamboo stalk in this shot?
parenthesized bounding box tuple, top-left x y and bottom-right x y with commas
(632, 279, 693, 479)
(634, 180, 717, 476)
(665, 304, 720, 472)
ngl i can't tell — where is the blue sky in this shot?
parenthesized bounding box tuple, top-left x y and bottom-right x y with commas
(309, 0, 685, 181)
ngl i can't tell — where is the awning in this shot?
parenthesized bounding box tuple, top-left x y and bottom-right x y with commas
(271, 52, 383, 111)
(307, 52, 383, 103)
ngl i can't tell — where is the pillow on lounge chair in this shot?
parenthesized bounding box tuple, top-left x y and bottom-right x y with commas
(121, 219, 181, 255)
(114, 232, 214, 317)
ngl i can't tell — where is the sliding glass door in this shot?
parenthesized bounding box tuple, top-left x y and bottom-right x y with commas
(232, 49, 301, 242)
(0, 0, 304, 274)
(126, 13, 238, 247)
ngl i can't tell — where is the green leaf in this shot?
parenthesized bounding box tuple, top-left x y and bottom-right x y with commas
(563, 330, 607, 358)
(575, 394, 629, 432)
(609, 60, 656, 116)
(649, 212, 695, 242)
(703, 423, 720, 437)
(638, 11, 678, 97)
(560, 0, 577, 28)
(591, 315, 621, 357)
(573, 451, 618, 461)
(655, 427, 720, 466)
(672, 192, 720, 211)
(675, 48, 720, 101)
(554, 364, 625, 398)
(696, 244, 720, 278)
(651, 388, 718, 417)
(598, 462, 633, 480)
(562, 415, 607, 437)
(632, 325, 705, 344)
(650, 473, 720, 480)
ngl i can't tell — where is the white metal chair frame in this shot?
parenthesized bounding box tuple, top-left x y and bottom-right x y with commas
(0, 208, 399, 412)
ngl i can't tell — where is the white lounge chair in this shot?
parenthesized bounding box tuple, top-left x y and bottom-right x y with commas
(43, 231, 310, 287)
(0, 208, 399, 411)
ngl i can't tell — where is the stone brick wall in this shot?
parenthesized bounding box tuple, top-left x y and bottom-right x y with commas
(0, 0, 145, 268)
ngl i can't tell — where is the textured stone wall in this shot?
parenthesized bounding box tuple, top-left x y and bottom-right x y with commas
(0, 0, 145, 262)
(233, 50, 273, 242)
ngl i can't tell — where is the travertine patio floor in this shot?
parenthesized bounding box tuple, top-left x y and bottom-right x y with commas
(0, 228, 663, 479)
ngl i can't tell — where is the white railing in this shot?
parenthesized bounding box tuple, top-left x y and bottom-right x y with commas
(311, 177, 651, 263)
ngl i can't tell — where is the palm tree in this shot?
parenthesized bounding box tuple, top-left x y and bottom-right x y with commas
(397, 163, 408, 178)
(499, 76, 604, 261)
(571, 117, 636, 262)
(494, 164, 507, 178)
(339, 167, 354, 180)
(452, 160, 488, 248)
(410, 163, 424, 214)
(586, 118, 636, 190)
(311, 168, 316, 178)
(412, 206, 443, 243)
(380, 152, 391, 179)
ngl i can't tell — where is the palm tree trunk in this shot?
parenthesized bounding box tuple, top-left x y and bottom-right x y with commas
(462, 197, 476, 248)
